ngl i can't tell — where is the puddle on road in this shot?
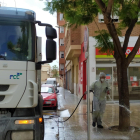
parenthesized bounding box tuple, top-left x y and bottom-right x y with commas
(57, 109, 70, 118)
(43, 109, 70, 118)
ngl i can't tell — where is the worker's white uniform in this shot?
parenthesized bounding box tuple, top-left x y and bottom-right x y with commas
(90, 80, 109, 125)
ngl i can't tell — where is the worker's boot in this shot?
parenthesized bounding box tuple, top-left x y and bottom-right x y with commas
(92, 122, 96, 127)
(97, 125, 104, 128)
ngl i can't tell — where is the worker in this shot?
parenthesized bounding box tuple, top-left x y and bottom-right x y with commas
(89, 72, 110, 128)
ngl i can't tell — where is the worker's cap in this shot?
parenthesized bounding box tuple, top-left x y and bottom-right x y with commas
(99, 72, 106, 78)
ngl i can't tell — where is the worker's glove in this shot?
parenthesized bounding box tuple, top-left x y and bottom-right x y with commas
(106, 87, 110, 95)
(90, 90, 93, 93)
(107, 91, 110, 95)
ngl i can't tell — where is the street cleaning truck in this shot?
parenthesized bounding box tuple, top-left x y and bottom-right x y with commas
(0, 7, 57, 140)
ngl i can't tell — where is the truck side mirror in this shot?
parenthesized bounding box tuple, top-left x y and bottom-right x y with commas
(46, 26, 57, 61)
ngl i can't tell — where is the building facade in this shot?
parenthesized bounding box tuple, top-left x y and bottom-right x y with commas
(41, 64, 51, 83)
(57, 13, 65, 78)
(60, 14, 140, 101)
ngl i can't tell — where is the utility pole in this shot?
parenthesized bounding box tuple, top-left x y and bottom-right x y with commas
(84, 26, 90, 140)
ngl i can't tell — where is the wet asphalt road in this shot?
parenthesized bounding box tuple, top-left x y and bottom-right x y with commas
(43, 87, 140, 140)
(43, 87, 71, 140)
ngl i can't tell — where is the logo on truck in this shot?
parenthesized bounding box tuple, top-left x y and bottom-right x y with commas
(10, 73, 22, 79)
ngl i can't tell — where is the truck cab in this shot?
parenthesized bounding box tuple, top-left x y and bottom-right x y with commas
(0, 7, 57, 140)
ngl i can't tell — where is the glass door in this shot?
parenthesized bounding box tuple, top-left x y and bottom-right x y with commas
(113, 67, 118, 101)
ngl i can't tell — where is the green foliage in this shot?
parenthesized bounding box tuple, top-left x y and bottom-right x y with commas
(52, 65, 59, 78)
(44, 0, 99, 25)
(44, 0, 140, 53)
(44, 0, 140, 27)
(118, 2, 140, 27)
(94, 30, 114, 55)
(7, 41, 14, 50)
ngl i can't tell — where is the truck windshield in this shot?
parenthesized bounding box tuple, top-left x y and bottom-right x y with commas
(0, 20, 33, 61)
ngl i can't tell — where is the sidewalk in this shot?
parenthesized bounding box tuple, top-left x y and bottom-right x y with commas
(58, 87, 140, 140)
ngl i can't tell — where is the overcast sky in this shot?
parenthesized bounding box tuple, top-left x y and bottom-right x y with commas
(2, 0, 59, 67)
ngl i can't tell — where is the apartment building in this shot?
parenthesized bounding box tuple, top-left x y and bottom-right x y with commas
(63, 13, 140, 101)
(57, 13, 65, 78)
(65, 25, 84, 94)
(41, 64, 51, 83)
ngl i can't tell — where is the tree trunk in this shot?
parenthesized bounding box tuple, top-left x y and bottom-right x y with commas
(117, 58, 130, 131)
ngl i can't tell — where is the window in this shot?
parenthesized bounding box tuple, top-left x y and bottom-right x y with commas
(46, 81, 55, 84)
(60, 39, 64, 46)
(60, 13, 63, 21)
(0, 20, 33, 61)
(41, 87, 54, 93)
(60, 64, 64, 71)
(60, 51, 64, 58)
(60, 26, 64, 33)
(98, 13, 119, 23)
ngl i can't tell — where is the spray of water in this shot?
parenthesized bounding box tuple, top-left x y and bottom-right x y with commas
(108, 95, 132, 114)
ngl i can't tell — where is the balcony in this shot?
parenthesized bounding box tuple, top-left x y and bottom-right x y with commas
(65, 45, 81, 60)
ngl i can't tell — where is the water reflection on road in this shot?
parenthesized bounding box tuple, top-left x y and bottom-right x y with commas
(43, 87, 140, 140)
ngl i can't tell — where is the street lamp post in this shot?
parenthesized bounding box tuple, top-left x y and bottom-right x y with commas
(84, 26, 90, 140)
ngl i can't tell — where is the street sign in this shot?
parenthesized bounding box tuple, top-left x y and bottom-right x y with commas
(84, 26, 89, 52)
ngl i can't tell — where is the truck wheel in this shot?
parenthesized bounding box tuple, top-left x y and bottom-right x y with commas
(53, 106, 57, 110)
(53, 102, 58, 110)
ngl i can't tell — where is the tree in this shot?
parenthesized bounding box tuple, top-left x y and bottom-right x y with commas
(51, 65, 59, 78)
(44, 0, 140, 131)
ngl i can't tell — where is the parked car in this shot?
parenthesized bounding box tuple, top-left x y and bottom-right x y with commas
(46, 78, 57, 90)
(41, 85, 59, 110)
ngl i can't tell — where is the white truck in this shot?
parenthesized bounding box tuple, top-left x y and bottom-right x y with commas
(0, 7, 57, 140)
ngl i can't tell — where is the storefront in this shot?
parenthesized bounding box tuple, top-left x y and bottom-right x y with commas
(95, 36, 140, 101)
(79, 42, 87, 99)
(96, 65, 140, 100)
(78, 36, 140, 101)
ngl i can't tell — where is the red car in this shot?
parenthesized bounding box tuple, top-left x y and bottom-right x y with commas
(41, 85, 59, 110)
